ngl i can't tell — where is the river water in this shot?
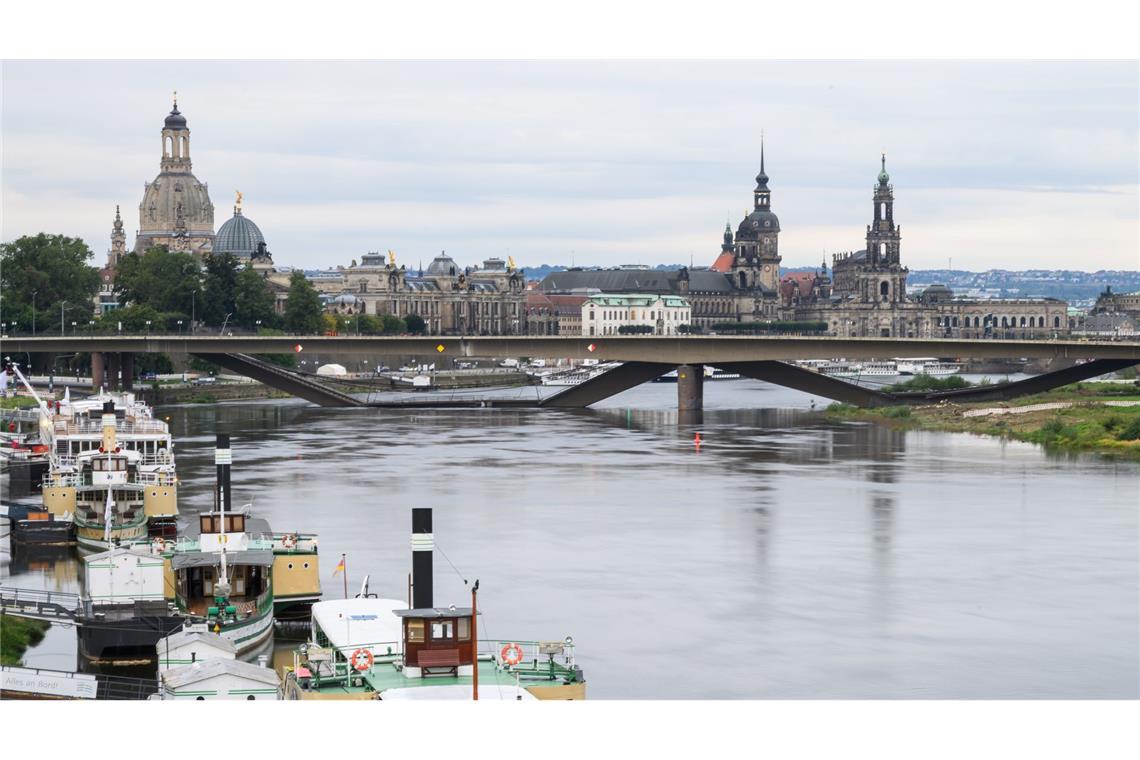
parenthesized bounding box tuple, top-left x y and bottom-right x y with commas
(5, 378, 1138, 698)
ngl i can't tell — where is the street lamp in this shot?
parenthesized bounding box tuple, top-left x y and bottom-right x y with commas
(71, 321, 77, 335)
(177, 320, 184, 336)
(255, 320, 262, 334)
(145, 320, 152, 336)
(88, 320, 95, 337)
(59, 300, 67, 336)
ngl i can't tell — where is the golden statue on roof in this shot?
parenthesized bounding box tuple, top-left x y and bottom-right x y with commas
(235, 190, 243, 211)
(508, 255, 517, 270)
(388, 249, 396, 266)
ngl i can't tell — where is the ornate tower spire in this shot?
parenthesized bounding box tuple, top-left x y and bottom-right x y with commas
(867, 152, 903, 282)
(109, 205, 126, 266)
(160, 94, 191, 173)
(753, 132, 771, 209)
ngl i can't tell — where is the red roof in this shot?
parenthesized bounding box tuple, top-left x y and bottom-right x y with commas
(710, 251, 734, 273)
(780, 272, 817, 298)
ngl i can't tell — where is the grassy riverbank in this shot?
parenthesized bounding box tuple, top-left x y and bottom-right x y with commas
(1, 615, 51, 665)
(827, 382, 1140, 460)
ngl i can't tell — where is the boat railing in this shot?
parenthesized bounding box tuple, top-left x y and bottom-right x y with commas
(52, 418, 170, 437)
(135, 470, 177, 486)
(170, 536, 275, 553)
(270, 533, 320, 552)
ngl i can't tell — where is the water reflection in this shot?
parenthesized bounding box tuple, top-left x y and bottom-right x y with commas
(4, 381, 1138, 699)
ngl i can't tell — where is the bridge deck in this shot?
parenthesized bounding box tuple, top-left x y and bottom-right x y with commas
(6, 335, 1140, 363)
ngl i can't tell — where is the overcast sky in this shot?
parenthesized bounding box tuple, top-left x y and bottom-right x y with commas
(3, 60, 1137, 272)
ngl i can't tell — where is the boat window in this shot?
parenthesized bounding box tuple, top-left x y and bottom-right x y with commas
(406, 620, 424, 643)
(457, 617, 470, 641)
(431, 620, 454, 640)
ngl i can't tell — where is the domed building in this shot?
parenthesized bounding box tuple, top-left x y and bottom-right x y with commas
(214, 194, 270, 263)
(134, 96, 216, 256)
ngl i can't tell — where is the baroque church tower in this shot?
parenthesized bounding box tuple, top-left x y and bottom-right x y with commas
(134, 94, 215, 256)
(731, 136, 782, 293)
(863, 154, 907, 303)
(109, 205, 126, 267)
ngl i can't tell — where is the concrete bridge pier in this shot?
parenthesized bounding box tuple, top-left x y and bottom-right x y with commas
(677, 364, 704, 413)
(106, 353, 121, 391)
(90, 351, 105, 390)
(120, 352, 135, 390)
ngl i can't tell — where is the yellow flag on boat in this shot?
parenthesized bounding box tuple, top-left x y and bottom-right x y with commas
(333, 557, 345, 576)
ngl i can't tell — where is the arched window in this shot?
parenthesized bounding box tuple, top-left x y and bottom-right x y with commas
(1053, 316, 1060, 328)
(1038, 316, 1045, 328)
(880, 281, 890, 299)
(1001, 317, 1008, 327)
(952, 316, 959, 327)
(1020, 316, 1026, 327)
(181, 135, 189, 156)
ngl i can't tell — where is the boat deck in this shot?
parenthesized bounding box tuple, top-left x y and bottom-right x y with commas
(294, 656, 580, 700)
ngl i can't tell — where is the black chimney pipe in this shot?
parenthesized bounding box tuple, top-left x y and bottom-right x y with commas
(411, 507, 433, 610)
(215, 433, 232, 513)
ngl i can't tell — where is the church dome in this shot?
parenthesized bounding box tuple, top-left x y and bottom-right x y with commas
(214, 209, 266, 258)
(426, 253, 459, 276)
(736, 208, 781, 239)
(165, 105, 187, 130)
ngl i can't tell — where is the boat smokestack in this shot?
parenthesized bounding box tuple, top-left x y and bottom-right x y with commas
(215, 433, 232, 513)
(411, 507, 433, 609)
(101, 400, 116, 452)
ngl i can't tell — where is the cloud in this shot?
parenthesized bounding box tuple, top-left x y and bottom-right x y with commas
(2, 61, 1137, 271)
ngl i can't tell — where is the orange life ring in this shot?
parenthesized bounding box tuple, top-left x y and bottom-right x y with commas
(350, 648, 373, 672)
(500, 642, 524, 666)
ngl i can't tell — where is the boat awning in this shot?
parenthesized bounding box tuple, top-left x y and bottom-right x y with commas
(171, 550, 273, 570)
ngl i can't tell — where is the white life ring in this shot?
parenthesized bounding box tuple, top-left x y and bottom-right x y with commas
(151, 537, 167, 553)
(281, 534, 297, 550)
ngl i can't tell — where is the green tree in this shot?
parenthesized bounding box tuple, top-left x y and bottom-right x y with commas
(0, 233, 100, 333)
(201, 253, 240, 327)
(357, 314, 383, 335)
(115, 246, 202, 316)
(405, 313, 426, 334)
(101, 303, 165, 333)
(233, 267, 278, 330)
(283, 271, 325, 334)
(381, 314, 406, 334)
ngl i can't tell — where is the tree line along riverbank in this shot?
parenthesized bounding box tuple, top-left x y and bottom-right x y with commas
(827, 380, 1140, 460)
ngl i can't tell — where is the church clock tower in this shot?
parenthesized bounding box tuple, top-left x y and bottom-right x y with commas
(732, 136, 782, 293)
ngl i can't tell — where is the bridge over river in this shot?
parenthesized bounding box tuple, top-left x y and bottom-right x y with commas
(5, 335, 1138, 410)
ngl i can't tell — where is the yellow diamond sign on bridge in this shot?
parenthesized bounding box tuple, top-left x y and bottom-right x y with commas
(436, 344, 445, 353)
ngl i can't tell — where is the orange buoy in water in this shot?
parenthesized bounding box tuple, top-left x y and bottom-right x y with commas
(694, 432, 702, 447)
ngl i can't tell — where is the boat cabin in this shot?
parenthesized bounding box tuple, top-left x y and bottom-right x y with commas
(171, 511, 272, 618)
(395, 607, 478, 678)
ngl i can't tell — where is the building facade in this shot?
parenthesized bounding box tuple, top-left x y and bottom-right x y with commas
(581, 293, 691, 336)
(323, 252, 527, 335)
(786, 155, 1068, 338)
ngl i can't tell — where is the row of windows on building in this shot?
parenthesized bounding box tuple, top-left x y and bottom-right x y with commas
(588, 309, 687, 321)
(938, 315, 1061, 329)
